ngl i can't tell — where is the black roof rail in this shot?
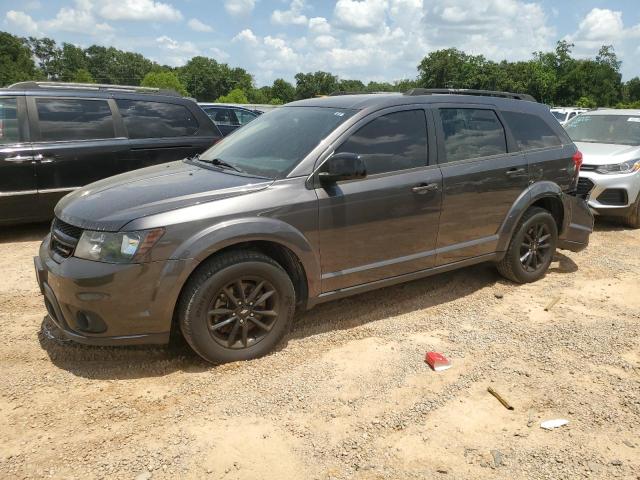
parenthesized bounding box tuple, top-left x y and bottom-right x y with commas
(7, 81, 182, 97)
(404, 88, 536, 102)
(328, 91, 401, 96)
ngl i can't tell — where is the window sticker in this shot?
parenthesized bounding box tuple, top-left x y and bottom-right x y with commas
(334, 112, 345, 117)
(627, 117, 640, 123)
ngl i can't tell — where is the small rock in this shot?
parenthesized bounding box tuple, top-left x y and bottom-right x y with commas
(490, 450, 503, 468)
(610, 459, 623, 466)
(436, 468, 448, 474)
(494, 293, 504, 299)
(622, 440, 634, 448)
(135, 471, 152, 480)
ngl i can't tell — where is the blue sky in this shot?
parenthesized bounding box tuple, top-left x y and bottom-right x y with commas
(2, 0, 639, 85)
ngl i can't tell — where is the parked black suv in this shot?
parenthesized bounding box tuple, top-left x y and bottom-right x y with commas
(35, 89, 593, 364)
(199, 103, 261, 136)
(0, 82, 221, 225)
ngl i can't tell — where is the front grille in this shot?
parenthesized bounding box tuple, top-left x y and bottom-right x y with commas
(597, 188, 628, 206)
(576, 177, 595, 198)
(50, 217, 83, 259)
(580, 164, 597, 172)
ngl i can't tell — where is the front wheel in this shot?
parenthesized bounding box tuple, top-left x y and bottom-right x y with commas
(624, 194, 640, 228)
(497, 207, 558, 284)
(178, 251, 295, 364)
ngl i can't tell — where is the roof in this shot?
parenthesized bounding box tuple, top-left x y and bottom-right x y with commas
(582, 109, 640, 116)
(287, 91, 543, 113)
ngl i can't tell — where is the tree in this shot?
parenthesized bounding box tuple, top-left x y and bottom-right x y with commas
(28, 36, 61, 80)
(576, 96, 597, 109)
(141, 71, 187, 95)
(0, 32, 39, 86)
(271, 78, 295, 103)
(178, 56, 231, 101)
(338, 79, 365, 92)
(294, 71, 339, 99)
(626, 77, 640, 102)
(59, 43, 89, 81)
(216, 88, 249, 103)
(72, 68, 95, 83)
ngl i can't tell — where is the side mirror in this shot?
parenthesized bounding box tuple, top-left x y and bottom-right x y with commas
(318, 152, 367, 185)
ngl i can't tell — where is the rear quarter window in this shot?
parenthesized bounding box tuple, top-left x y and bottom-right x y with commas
(117, 100, 199, 139)
(502, 111, 563, 151)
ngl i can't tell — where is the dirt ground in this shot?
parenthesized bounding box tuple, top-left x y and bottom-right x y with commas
(0, 221, 639, 480)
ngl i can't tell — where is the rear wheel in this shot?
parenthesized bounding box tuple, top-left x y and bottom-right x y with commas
(497, 207, 558, 284)
(624, 194, 640, 228)
(178, 250, 295, 364)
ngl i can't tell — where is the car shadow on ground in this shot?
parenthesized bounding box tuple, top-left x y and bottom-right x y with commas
(0, 222, 50, 244)
(593, 217, 633, 232)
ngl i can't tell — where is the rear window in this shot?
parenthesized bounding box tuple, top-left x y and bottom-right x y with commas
(439, 108, 507, 162)
(0, 97, 19, 145)
(117, 100, 199, 139)
(502, 111, 562, 150)
(36, 98, 115, 142)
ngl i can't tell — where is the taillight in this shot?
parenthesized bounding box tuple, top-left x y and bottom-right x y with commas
(572, 150, 583, 171)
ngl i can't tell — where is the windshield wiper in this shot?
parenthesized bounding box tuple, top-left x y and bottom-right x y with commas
(197, 157, 244, 173)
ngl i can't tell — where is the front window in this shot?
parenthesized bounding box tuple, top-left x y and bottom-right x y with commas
(198, 106, 355, 178)
(551, 111, 567, 122)
(565, 114, 640, 146)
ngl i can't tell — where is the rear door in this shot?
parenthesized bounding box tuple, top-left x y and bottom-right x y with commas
(28, 96, 128, 215)
(433, 104, 529, 265)
(117, 99, 212, 167)
(0, 95, 40, 223)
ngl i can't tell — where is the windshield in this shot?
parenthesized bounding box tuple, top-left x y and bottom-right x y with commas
(198, 106, 356, 178)
(565, 114, 640, 146)
(551, 111, 567, 121)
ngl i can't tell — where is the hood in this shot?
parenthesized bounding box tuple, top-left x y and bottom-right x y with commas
(55, 160, 274, 231)
(575, 141, 640, 166)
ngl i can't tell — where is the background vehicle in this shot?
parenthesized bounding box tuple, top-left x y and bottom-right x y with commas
(198, 103, 262, 136)
(550, 107, 589, 125)
(0, 82, 221, 225)
(566, 109, 640, 227)
(35, 89, 593, 364)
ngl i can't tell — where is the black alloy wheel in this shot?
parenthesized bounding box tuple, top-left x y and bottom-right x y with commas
(519, 223, 553, 273)
(207, 277, 279, 349)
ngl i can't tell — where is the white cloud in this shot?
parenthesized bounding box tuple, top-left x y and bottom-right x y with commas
(98, 0, 183, 22)
(271, 0, 308, 26)
(333, 0, 388, 32)
(187, 18, 213, 32)
(313, 35, 340, 49)
(156, 35, 200, 65)
(43, 3, 113, 34)
(224, 0, 255, 17)
(5, 10, 41, 35)
(232, 28, 259, 45)
(308, 16, 331, 34)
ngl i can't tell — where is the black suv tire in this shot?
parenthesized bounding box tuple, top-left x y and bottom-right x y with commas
(624, 195, 640, 229)
(178, 250, 295, 364)
(497, 207, 558, 283)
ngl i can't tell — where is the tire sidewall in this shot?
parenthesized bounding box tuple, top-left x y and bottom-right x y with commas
(510, 211, 558, 283)
(182, 260, 295, 363)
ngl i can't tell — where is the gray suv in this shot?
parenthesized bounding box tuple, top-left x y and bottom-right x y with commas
(34, 89, 594, 364)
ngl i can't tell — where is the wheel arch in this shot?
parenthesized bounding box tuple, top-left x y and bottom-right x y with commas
(496, 181, 568, 255)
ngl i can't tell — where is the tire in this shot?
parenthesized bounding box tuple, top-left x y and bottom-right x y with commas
(497, 207, 558, 284)
(178, 250, 295, 364)
(624, 195, 640, 229)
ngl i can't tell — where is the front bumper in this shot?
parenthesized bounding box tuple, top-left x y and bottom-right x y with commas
(35, 234, 194, 346)
(557, 193, 594, 253)
(579, 170, 640, 217)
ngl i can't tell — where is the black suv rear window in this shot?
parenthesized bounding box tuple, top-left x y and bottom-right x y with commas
(502, 111, 562, 150)
(439, 108, 507, 162)
(0, 97, 19, 145)
(36, 98, 115, 142)
(117, 100, 198, 139)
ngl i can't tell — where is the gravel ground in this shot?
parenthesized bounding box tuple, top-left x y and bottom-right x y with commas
(0, 221, 639, 480)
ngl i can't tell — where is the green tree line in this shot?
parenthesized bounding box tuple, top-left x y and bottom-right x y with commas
(1, 31, 639, 107)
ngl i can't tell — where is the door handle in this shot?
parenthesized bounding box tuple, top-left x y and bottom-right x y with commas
(412, 183, 439, 194)
(4, 155, 35, 163)
(505, 168, 527, 177)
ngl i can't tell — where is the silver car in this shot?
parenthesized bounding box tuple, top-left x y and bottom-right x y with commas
(565, 109, 640, 228)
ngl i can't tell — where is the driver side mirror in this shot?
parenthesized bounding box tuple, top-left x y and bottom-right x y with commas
(318, 152, 367, 185)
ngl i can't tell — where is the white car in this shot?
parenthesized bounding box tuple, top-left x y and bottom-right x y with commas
(550, 107, 589, 126)
(564, 109, 640, 228)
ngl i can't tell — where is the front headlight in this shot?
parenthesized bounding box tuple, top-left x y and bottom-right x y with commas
(74, 228, 164, 263)
(595, 159, 640, 175)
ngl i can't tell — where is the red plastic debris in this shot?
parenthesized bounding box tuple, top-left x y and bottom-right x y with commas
(425, 351, 451, 371)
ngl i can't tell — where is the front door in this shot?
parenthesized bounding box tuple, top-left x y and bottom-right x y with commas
(433, 105, 529, 265)
(316, 108, 443, 292)
(0, 95, 40, 224)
